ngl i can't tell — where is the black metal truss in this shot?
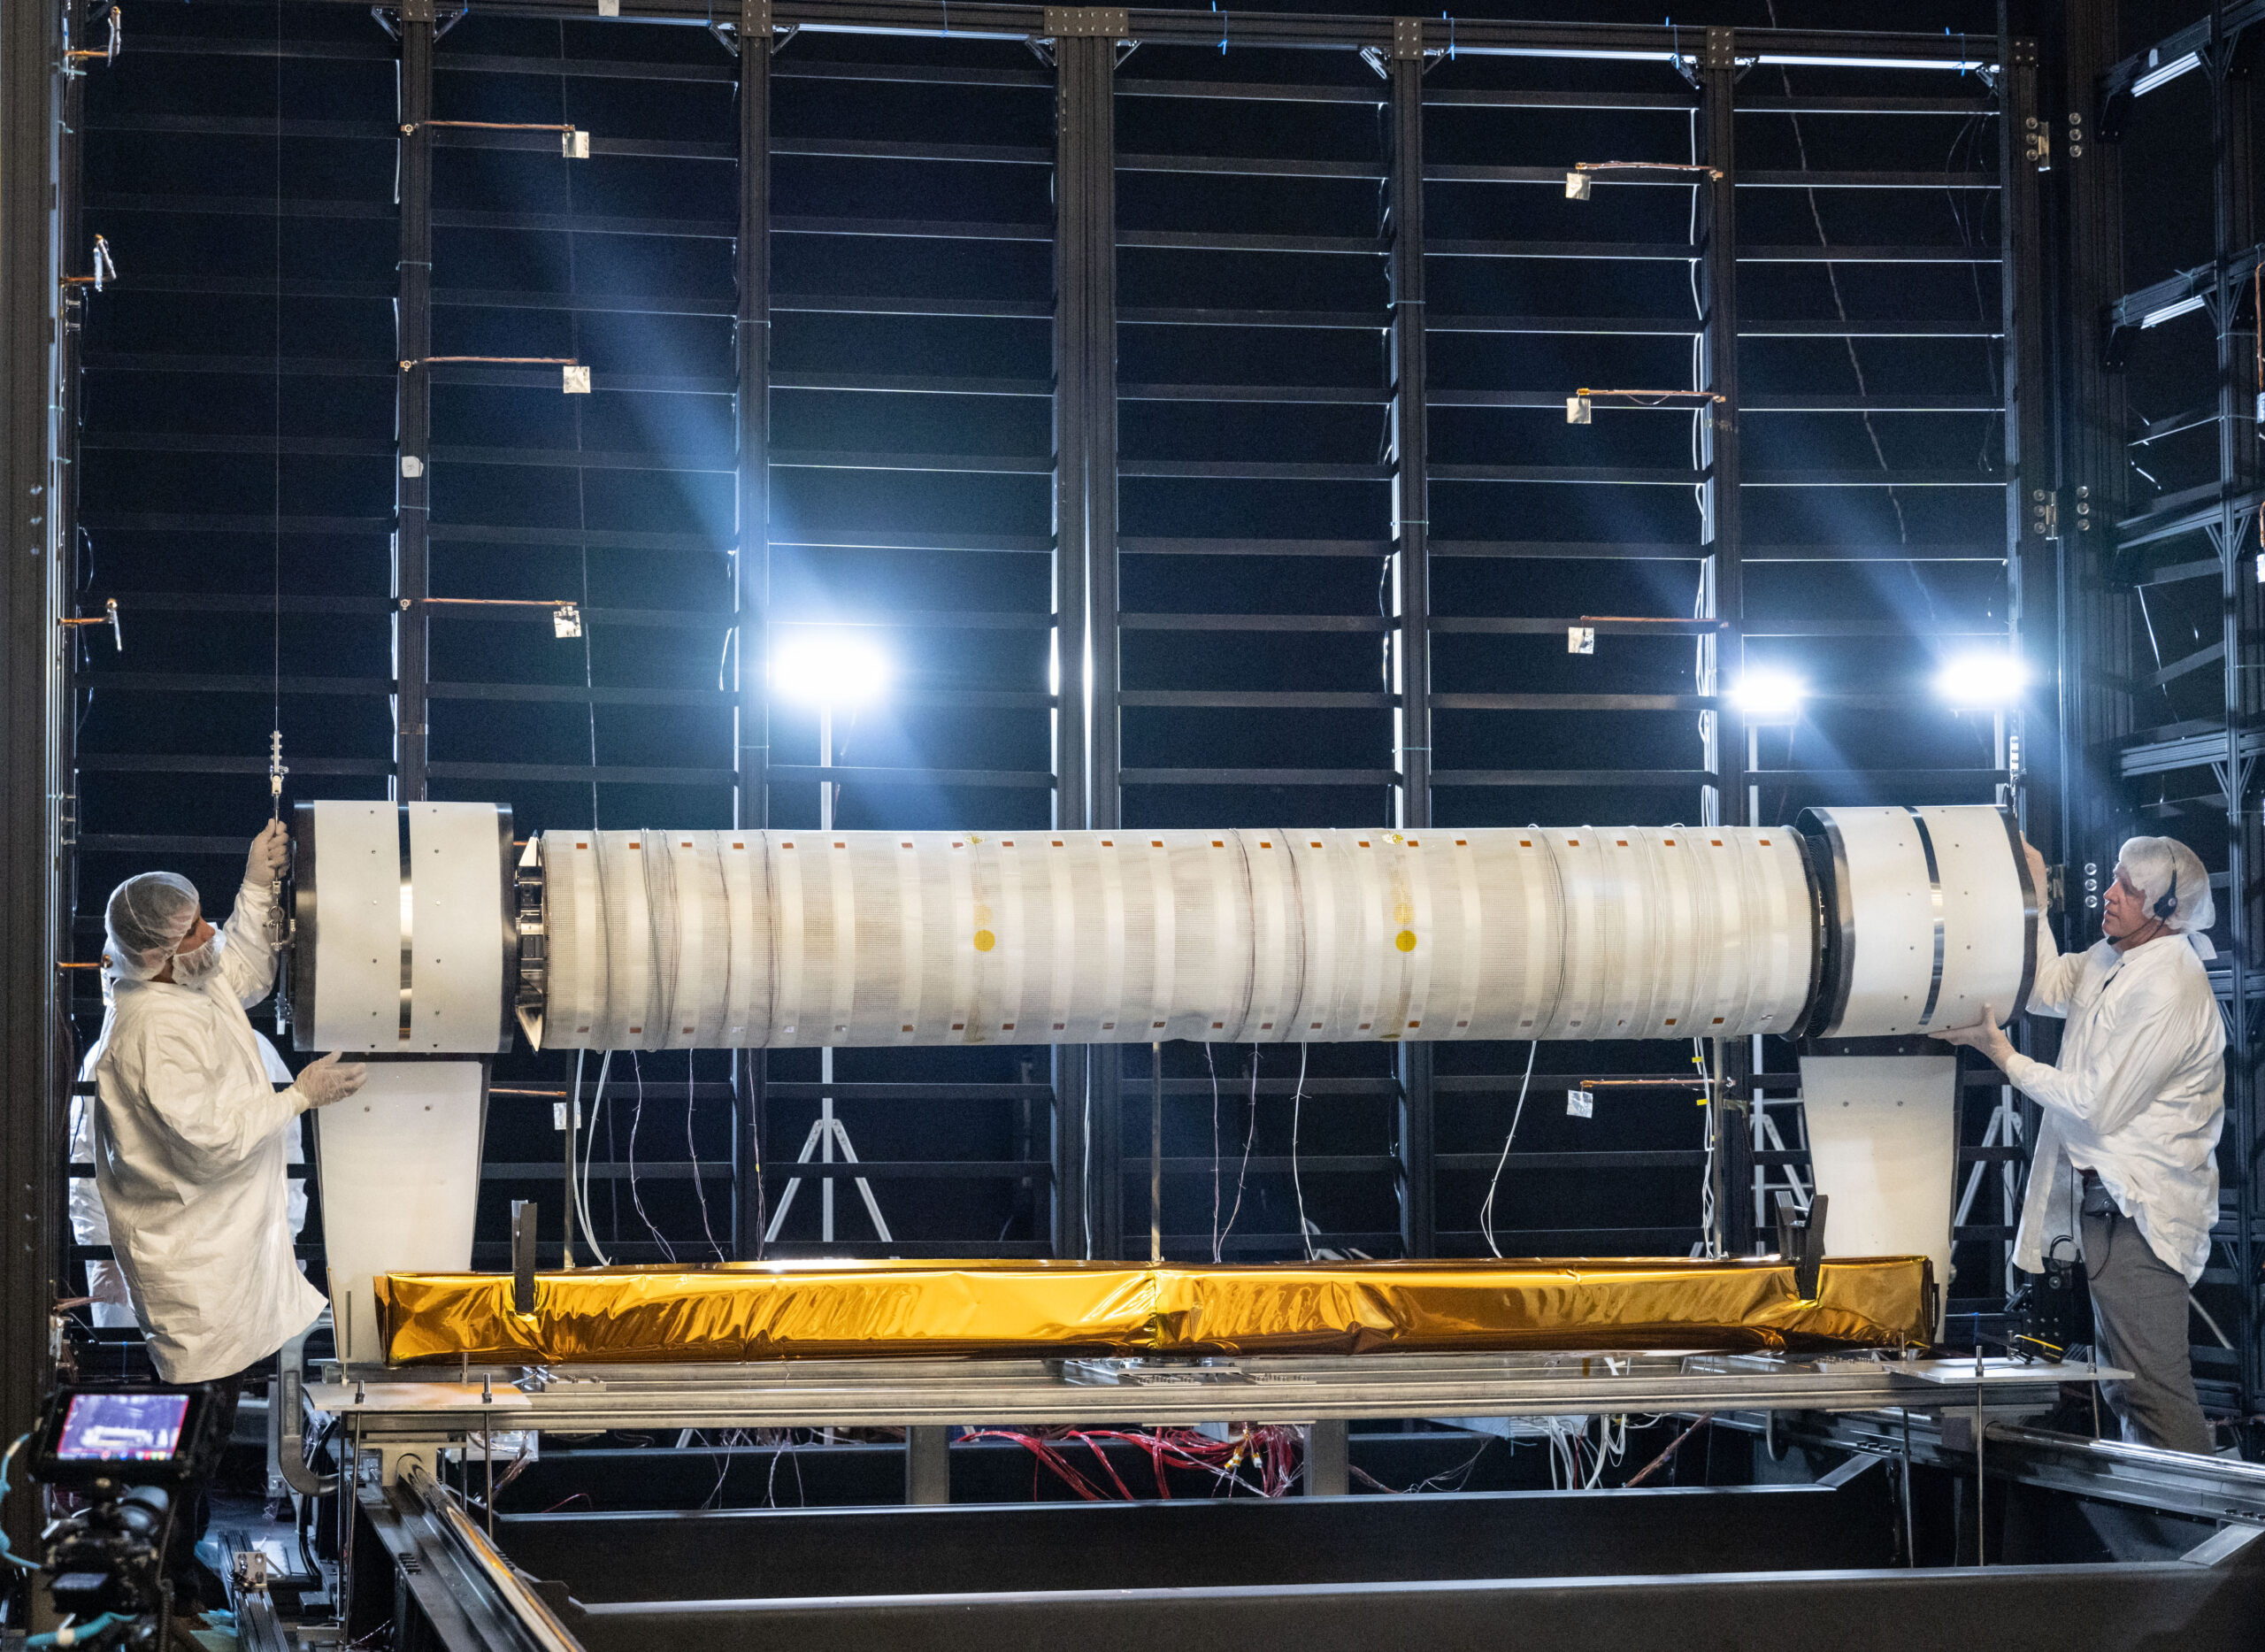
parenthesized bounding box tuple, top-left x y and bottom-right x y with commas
(2067, 0, 2264, 1412)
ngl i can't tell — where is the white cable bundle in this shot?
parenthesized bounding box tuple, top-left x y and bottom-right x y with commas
(533, 825, 1818, 1051)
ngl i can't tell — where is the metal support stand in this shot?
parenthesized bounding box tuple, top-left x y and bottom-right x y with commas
(1148, 1042, 1163, 1264)
(1304, 1419, 1349, 1497)
(767, 704, 887, 1244)
(905, 1425, 950, 1505)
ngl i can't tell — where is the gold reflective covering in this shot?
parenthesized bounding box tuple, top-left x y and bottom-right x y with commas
(376, 1256, 1931, 1365)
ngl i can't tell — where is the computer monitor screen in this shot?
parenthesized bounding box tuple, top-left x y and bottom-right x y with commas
(54, 1391, 190, 1463)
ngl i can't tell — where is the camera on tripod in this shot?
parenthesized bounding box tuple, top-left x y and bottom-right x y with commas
(10, 1384, 229, 1647)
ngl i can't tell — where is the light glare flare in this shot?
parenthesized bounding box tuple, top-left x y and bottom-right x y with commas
(771, 632, 892, 708)
(1731, 669, 1806, 722)
(1935, 651, 2026, 708)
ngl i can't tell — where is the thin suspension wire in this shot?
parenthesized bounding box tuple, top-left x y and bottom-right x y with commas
(270, 0, 283, 758)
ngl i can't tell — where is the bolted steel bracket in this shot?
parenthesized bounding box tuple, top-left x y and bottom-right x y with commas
(1045, 7, 1126, 35)
(1391, 16, 1425, 59)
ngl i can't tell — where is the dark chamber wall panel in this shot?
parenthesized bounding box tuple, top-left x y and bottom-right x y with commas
(59, 4, 2037, 1295)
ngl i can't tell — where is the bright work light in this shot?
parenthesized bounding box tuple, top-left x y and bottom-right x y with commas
(1730, 669, 1806, 724)
(771, 632, 891, 709)
(1935, 650, 2026, 708)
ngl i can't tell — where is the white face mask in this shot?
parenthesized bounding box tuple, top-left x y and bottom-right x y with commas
(170, 928, 225, 987)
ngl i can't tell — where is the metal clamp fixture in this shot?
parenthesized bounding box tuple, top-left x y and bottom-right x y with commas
(1042, 6, 1126, 35)
(58, 597, 120, 649)
(1564, 160, 1724, 200)
(399, 357, 590, 395)
(1776, 1191, 1829, 1301)
(59, 234, 117, 295)
(63, 4, 121, 70)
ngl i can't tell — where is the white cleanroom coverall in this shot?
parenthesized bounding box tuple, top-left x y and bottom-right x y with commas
(72, 1029, 307, 1329)
(2006, 928, 2225, 1287)
(91, 879, 326, 1382)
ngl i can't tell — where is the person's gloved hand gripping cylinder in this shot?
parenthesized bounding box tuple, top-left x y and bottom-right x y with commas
(89, 820, 370, 1384)
(1931, 834, 2225, 1456)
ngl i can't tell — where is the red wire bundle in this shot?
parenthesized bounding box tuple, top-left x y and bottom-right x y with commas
(952, 1425, 1308, 1501)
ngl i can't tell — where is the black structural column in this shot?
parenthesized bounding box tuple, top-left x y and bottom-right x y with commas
(1699, 26, 1753, 1256)
(1386, 19, 1435, 1258)
(1052, 16, 1119, 1256)
(1699, 25, 1744, 825)
(2002, 36, 2049, 827)
(2054, 0, 2122, 920)
(0, 0, 59, 1539)
(2209, 15, 2261, 1409)
(394, 1, 434, 803)
(1992, 30, 2052, 1309)
(732, 0, 772, 1259)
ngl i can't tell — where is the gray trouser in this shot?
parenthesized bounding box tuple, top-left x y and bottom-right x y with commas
(2080, 1180, 2214, 1455)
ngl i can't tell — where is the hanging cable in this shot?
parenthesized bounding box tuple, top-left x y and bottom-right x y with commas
(1478, 1041, 1539, 1257)
(1289, 1043, 1313, 1260)
(687, 1050, 726, 1263)
(576, 1049, 613, 1264)
(1206, 1041, 1223, 1262)
(1694, 1037, 1720, 1257)
(1216, 1046, 1262, 1254)
(626, 1051, 677, 1262)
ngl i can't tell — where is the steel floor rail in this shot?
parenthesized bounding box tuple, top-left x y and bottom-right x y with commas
(311, 1350, 2078, 1441)
(1750, 1410, 2265, 1526)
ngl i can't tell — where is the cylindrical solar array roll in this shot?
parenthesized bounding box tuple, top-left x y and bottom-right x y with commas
(529, 825, 1821, 1051)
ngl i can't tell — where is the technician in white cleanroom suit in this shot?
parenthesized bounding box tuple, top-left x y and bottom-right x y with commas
(70, 1007, 308, 1328)
(1935, 834, 2225, 1455)
(89, 821, 368, 1384)
(71, 1006, 310, 1323)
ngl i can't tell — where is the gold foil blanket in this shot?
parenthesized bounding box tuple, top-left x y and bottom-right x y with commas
(375, 1256, 1931, 1365)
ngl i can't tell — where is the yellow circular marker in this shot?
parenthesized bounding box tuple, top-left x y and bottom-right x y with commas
(1394, 930, 1417, 952)
(973, 929, 996, 952)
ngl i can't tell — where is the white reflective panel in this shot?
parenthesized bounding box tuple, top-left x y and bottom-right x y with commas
(1800, 1053, 1957, 1336)
(315, 1059, 485, 1365)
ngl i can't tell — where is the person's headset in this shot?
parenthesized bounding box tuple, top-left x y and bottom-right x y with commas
(2154, 869, 2179, 923)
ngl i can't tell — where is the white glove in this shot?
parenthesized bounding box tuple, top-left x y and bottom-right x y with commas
(294, 1051, 369, 1110)
(245, 819, 288, 888)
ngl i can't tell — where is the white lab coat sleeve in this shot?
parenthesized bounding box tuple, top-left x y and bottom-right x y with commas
(254, 1033, 309, 1236)
(66, 1093, 109, 1246)
(112, 1018, 308, 1180)
(217, 879, 280, 1008)
(2001, 972, 2215, 1138)
(2023, 919, 2084, 1018)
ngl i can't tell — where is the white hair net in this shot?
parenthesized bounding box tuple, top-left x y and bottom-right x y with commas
(2117, 835, 2215, 941)
(104, 872, 201, 982)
